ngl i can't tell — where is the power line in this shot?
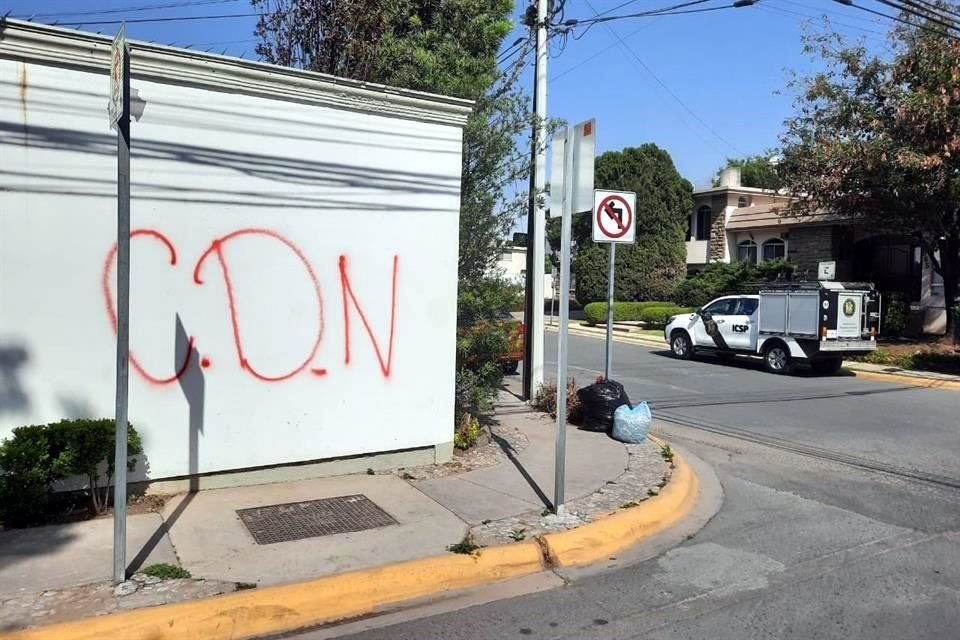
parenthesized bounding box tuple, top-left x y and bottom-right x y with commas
(833, 0, 960, 40)
(874, 0, 959, 31)
(551, 20, 660, 81)
(763, 1, 889, 37)
(561, 1, 744, 31)
(52, 12, 258, 27)
(16, 0, 242, 20)
(903, 0, 960, 21)
(885, 0, 960, 24)
(581, 0, 745, 155)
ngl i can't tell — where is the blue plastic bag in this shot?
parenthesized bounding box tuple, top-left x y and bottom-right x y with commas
(612, 401, 651, 444)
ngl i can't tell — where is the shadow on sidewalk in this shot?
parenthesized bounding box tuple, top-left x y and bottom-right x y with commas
(491, 432, 553, 513)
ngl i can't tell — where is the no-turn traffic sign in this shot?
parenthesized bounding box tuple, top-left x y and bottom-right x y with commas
(592, 190, 636, 243)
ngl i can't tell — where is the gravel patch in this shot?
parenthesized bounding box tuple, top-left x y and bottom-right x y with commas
(0, 574, 239, 631)
(470, 438, 671, 546)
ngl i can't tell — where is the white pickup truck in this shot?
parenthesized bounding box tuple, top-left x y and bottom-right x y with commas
(664, 282, 881, 375)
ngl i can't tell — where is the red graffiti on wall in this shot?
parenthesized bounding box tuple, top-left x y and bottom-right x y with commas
(193, 229, 325, 382)
(101, 228, 398, 384)
(340, 255, 399, 378)
(101, 229, 195, 385)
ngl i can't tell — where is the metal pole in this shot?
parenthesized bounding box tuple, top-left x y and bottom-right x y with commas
(604, 243, 616, 380)
(530, 0, 548, 398)
(113, 42, 131, 586)
(522, 0, 549, 402)
(554, 126, 574, 515)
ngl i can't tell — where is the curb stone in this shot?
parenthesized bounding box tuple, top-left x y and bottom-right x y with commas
(2, 451, 698, 640)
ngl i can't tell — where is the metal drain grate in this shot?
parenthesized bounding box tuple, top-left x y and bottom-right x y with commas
(237, 494, 398, 545)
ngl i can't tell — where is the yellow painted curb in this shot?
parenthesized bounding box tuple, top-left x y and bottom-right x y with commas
(2, 543, 545, 640)
(4, 442, 701, 640)
(850, 368, 960, 391)
(542, 449, 699, 567)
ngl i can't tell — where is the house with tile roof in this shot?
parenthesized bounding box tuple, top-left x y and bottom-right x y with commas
(685, 168, 948, 335)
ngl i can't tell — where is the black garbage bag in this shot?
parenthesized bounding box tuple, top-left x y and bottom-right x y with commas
(576, 379, 631, 432)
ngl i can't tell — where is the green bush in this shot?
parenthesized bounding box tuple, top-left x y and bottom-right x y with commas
(0, 419, 142, 526)
(880, 292, 911, 337)
(582, 301, 672, 325)
(673, 259, 796, 308)
(639, 306, 696, 328)
(454, 414, 483, 451)
(454, 277, 518, 441)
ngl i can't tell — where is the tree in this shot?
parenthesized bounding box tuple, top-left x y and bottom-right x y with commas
(564, 145, 693, 304)
(777, 9, 960, 337)
(253, 0, 508, 100)
(713, 154, 782, 190)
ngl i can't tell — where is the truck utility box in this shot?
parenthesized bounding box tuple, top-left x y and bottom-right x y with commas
(758, 282, 881, 349)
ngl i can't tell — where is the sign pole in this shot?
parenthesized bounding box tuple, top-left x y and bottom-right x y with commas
(554, 126, 574, 515)
(111, 27, 131, 586)
(604, 243, 616, 380)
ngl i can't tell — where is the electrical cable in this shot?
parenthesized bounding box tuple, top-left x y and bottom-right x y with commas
(763, 1, 889, 37)
(47, 12, 258, 27)
(874, 0, 958, 31)
(550, 20, 659, 81)
(581, 0, 745, 155)
(834, 1, 960, 40)
(561, 0, 740, 31)
(17, 0, 242, 20)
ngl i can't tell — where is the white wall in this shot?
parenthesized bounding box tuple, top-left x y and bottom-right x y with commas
(0, 59, 463, 479)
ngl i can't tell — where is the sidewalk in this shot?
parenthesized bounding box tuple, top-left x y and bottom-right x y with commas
(0, 390, 670, 632)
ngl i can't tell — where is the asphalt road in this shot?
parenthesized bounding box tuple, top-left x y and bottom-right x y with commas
(323, 333, 960, 640)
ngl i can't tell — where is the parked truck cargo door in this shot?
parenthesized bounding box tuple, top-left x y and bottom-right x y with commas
(837, 293, 863, 338)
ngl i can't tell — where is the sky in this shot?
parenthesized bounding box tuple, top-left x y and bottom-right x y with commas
(3, 0, 896, 188)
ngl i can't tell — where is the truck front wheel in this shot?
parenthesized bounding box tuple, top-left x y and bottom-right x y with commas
(670, 331, 694, 360)
(763, 343, 793, 375)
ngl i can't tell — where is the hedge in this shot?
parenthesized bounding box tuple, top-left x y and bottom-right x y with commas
(640, 305, 695, 328)
(583, 301, 694, 328)
(0, 419, 141, 527)
(583, 301, 672, 325)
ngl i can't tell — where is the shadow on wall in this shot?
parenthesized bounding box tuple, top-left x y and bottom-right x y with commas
(126, 313, 204, 575)
(0, 117, 460, 212)
(0, 344, 29, 415)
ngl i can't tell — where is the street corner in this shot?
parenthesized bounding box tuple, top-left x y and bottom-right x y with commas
(0, 542, 547, 640)
(541, 442, 704, 568)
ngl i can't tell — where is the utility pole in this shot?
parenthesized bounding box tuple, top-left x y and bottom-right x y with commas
(522, 0, 549, 401)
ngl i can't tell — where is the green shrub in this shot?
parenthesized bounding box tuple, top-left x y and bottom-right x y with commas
(454, 414, 483, 451)
(0, 419, 141, 526)
(880, 292, 911, 337)
(673, 259, 796, 308)
(582, 301, 672, 325)
(143, 563, 192, 580)
(639, 306, 695, 328)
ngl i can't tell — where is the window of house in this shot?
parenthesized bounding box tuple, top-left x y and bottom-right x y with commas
(737, 196, 749, 208)
(696, 206, 712, 241)
(686, 213, 693, 241)
(762, 238, 786, 261)
(737, 240, 758, 263)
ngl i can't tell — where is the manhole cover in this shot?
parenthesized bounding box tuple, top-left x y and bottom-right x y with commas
(237, 495, 398, 545)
